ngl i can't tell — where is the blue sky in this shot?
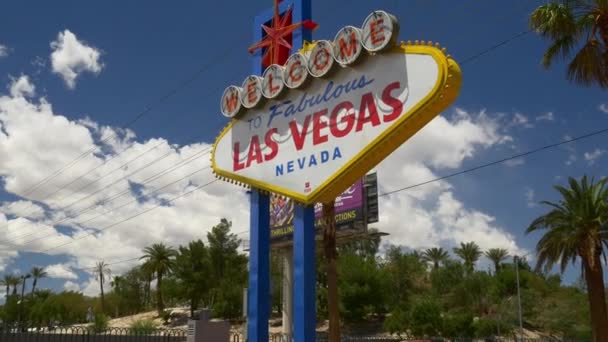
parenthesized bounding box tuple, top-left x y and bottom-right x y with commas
(0, 0, 607, 298)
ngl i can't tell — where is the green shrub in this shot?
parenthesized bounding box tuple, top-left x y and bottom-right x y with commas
(409, 300, 442, 337)
(161, 310, 172, 325)
(474, 318, 499, 338)
(89, 313, 109, 334)
(383, 308, 409, 335)
(441, 313, 474, 337)
(130, 319, 157, 335)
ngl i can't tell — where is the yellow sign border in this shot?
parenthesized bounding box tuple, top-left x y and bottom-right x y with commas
(211, 41, 462, 205)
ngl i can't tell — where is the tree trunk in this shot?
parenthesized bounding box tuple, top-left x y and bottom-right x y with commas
(100, 277, 105, 313)
(31, 279, 37, 297)
(5, 285, 8, 298)
(157, 272, 164, 316)
(190, 296, 199, 319)
(145, 278, 151, 307)
(582, 252, 608, 342)
(323, 201, 341, 342)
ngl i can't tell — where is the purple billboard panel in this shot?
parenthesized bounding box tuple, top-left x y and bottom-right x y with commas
(313, 179, 363, 216)
(270, 178, 366, 244)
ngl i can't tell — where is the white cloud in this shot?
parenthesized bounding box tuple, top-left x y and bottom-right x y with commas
(525, 187, 536, 208)
(0, 200, 45, 220)
(536, 112, 554, 121)
(46, 263, 78, 279)
(599, 104, 608, 114)
(31, 57, 46, 75)
(584, 149, 606, 165)
(50, 30, 103, 89)
(375, 109, 525, 255)
(0, 74, 526, 279)
(63, 280, 80, 292)
(8, 75, 35, 98)
(510, 112, 534, 129)
(504, 158, 525, 167)
(0, 44, 8, 58)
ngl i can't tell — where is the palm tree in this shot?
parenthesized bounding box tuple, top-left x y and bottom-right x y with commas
(0, 274, 20, 298)
(485, 248, 509, 274)
(30, 266, 47, 296)
(422, 247, 450, 270)
(10, 275, 22, 295)
(453, 242, 482, 274)
(110, 275, 124, 292)
(95, 261, 111, 313)
(140, 261, 155, 307)
(527, 176, 608, 341)
(529, 0, 608, 88)
(140, 243, 177, 315)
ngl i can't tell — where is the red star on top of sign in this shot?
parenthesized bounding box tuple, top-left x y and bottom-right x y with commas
(248, 0, 318, 67)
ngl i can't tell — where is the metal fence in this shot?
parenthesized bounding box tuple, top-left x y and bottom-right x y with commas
(228, 334, 578, 342)
(0, 326, 187, 342)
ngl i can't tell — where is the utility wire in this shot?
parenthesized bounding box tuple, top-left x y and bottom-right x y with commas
(18, 48, 233, 200)
(378, 127, 608, 198)
(11, 165, 211, 249)
(0, 149, 212, 245)
(40, 179, 218, 253)
(2, 0, 531, 233)
(8, 1, 541, 261)
(11, 0, 356, 206)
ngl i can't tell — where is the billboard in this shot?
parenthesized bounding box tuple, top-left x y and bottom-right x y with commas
(269, 177, 367, 244)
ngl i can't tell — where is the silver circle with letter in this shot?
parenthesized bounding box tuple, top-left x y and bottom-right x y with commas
(361, 10, 398, 52)
(333, 26, 363, 66)
(307, 40, 335, 78)
(283, 53, 309, 89)
(240, 75, 263, 109)
(220, 85, 243, 118)
(262, 64, 285, 99)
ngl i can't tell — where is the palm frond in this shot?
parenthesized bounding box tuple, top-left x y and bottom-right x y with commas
(567, 38, 608, 87)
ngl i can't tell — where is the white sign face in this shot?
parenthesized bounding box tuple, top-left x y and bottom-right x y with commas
(213, 47, 460, 204)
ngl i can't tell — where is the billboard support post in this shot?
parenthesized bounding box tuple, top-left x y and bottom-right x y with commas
(282, 248, 294, 339)
(294, 204, 315, 341)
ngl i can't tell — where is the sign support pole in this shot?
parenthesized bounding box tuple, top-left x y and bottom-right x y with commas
(293, 204, 316, 342)
(247, 190, 270, 342)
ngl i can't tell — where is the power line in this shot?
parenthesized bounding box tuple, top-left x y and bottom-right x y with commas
(378, 127, 608, 198)
(7, 1, 542, 265)
(10, 0, 360, 206)
(0, 142, 211, 239)
(17, 48, 233, 200)
(460, 30, 532, 65)
(40, 179, 218, 253)
(12, 165, 211, 249)
(2, 0, 532, 233)
(0, 156, 212, 247)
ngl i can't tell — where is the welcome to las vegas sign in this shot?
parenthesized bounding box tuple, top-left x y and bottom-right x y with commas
(212, 10, 462, 205)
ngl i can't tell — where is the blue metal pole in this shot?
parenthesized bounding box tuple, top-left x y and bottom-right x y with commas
(293, 204, 316, 342)
(247, 190, 270, 342)
(248, 2, 313, 341)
